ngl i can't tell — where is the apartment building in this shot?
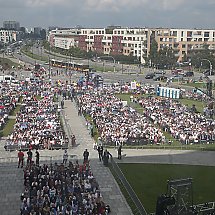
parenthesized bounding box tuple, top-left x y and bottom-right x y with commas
(0, 29, 18, 44)
(47, 28, 81, 49)
(152, 28, 215, 61)
(48, 27, 215, 63)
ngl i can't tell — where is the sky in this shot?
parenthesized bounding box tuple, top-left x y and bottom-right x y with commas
(0, 0, 215, 29)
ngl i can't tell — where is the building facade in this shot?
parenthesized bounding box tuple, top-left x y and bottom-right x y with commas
(3, 21, 20, 31)
(0, 29, 18, 44)
(48, 27, 215, 63)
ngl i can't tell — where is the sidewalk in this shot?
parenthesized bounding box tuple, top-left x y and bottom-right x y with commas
(63, 100, 133, 215)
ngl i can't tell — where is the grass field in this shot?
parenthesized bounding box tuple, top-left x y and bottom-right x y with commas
(0, 57, 21, 69)
(0, 119, 15, 137)
(119, 163, 215, 213)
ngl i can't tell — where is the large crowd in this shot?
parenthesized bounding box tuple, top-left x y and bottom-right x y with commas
(20, 161, 109, 215)
(4, 80, 69, 151)
(77, 89, 166, 146)
(139, 97, 215, 144)
(0, 82, 20, 130)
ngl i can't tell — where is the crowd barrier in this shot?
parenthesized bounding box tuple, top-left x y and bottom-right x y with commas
(0, 154, 78, 166)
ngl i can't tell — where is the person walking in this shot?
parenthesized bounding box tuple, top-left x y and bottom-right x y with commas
(97, 144, 103, 162)
(83, 149, 89, 163)
(35, 150, 40, 166)
(63, 149, 68, 165)
(18, 149, 24, 168)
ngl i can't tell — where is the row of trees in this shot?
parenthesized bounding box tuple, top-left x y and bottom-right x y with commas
(146, 39, 215, 70)
(42, 41, 140, 64)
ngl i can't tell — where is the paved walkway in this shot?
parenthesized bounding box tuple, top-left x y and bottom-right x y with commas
(64, 100, 133, 215)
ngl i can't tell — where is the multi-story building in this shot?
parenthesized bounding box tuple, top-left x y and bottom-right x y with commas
(47, 28, 81, 49)
(3, 21, 20, 31)
(0, 29, 18, 44)
(48, 27, 215, 63)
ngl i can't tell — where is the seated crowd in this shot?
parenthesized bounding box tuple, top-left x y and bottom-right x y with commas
(20, 161, 109, 215)
(0, 83, 20, 130)
(138, 97, 215, 144)
(77, 89, 165, 146)
(5, 93, 66, 150)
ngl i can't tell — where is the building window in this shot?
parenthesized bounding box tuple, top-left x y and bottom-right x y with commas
(204, 32, 209, 37)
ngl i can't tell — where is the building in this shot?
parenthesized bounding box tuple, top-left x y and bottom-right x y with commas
(47, 28, 80, 49)
(47, 27, 215, 63)
(0, 29, 18, 44)
(3, 21, 20, 31)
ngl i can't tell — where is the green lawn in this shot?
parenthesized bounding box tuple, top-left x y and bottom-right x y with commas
(119, 163, 215, 213)
(21, 47, 48, 62)
(0, 119, 15, 137)
(11, 105, 21, 116)
(0, 57, 21, 69)
(178, 98, 205, 113)
(181, 82, 215, 90)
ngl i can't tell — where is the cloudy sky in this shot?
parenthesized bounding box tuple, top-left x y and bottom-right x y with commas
(0, 0, 215, 29)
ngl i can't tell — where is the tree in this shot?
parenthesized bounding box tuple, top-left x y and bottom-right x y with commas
(147, 39, 159, 67)
(147, 39, 177, 69)
(188, 43, 215, 69)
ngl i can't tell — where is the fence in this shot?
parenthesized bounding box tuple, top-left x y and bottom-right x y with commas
(110, 157, 148, 215)
(0, 154, 78, 167)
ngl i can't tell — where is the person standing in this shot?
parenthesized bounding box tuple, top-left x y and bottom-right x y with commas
(27, 149, 32, 165)
(63, 149, 68, 165)
(71, 135, 76, 147)
(18, 149, 24, 168)
(83, 149, 89, 163)
(103, 149, 112, 167)
(117, 145, 122, 160)
(35, 150, 40, 166)
(97, 145, 103, 162)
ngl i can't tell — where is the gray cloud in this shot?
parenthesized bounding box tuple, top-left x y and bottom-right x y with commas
(0, 0, 214, 28)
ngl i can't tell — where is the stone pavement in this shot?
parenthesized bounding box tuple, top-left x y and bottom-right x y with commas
(63, 100, 133, 215)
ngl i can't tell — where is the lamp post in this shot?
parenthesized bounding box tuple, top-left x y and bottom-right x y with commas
(48, 55, 51, 79)
(99, 55, 116, 73)
(201, 58, 212, 76)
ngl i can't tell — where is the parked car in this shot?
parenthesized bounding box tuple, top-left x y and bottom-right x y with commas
(154, 70, 166, 75)
(169, 74, 184, 81)
(183, 71, 194, 77)
(171, 69, 183, 75)
(153, 75, 168, 81)
(145, 73, 155, 79)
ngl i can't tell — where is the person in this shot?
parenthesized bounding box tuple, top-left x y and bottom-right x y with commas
(35, 150, 40, 166)
(117, 144, 122, 160)
(83, 149, 89, 163)
(27, 149, 32, 165)
(18, 149, 24, 168)
(63, 149, 68, 165)
(97, 144, 103, 162)
(103, 149, 112, 167)
(71, 135, 76, 147)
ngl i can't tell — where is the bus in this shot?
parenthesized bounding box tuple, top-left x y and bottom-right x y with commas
(50, 59, 89, 72)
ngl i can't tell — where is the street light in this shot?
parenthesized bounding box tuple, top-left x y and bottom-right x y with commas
(99, 55, 116, 73)
(201, 58, 212, 76)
